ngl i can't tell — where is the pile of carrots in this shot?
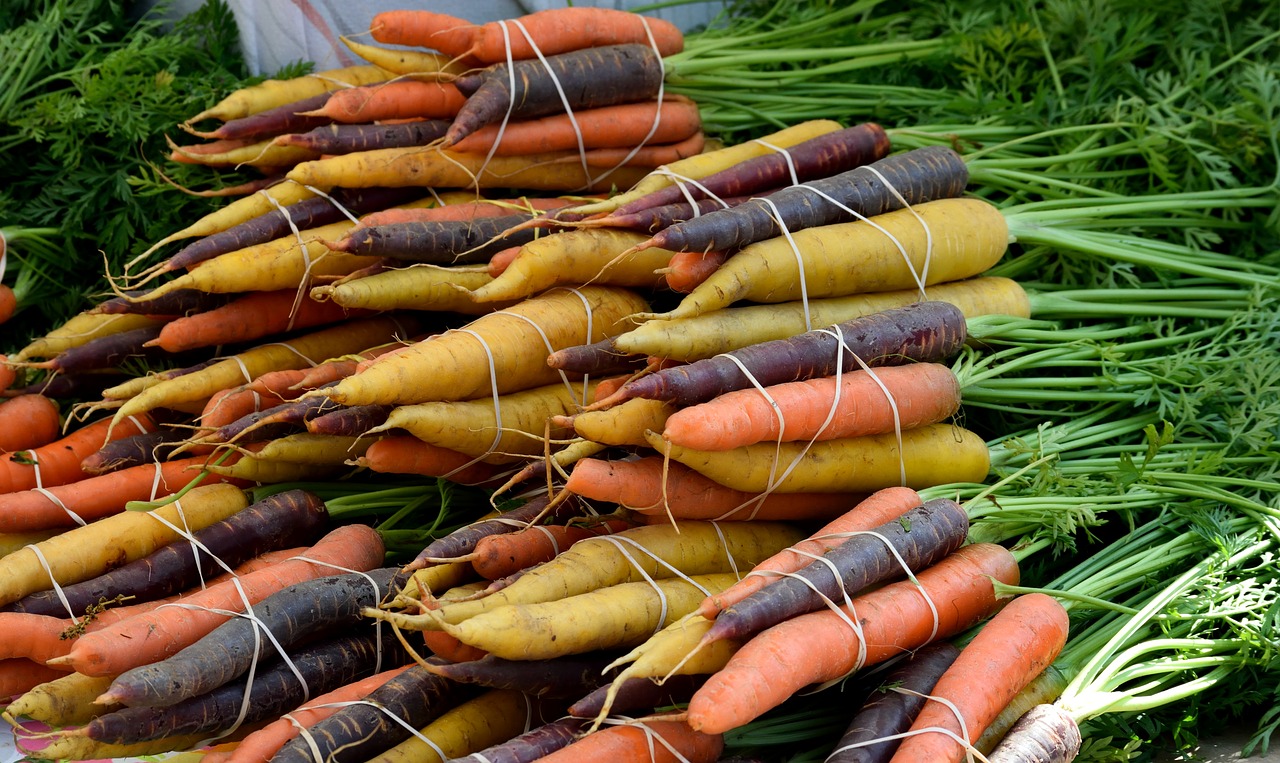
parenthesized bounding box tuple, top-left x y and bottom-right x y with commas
(3, 5, 1278, 763)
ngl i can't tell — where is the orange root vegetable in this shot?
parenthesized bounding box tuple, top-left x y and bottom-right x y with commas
(646, 423, 991, 494)
(450, 98, 702, 157)
(324, 286, 647, 406)
(419, 629, 490, 664)
(354, 195, 567, 229)
(0, 658, 70, 700)
(486, 246, 522, 277)
(0, 394, 60, 452)
(686, 543, 1021, 734)
(354, 436, 511, 487)
(537, 718, 721, 763)
(367, 10, 475, 56)
(0, 284, 18, 325)
(468, 517, 635, 580)
(0, 414, 153, 494)
(0, 354, 16, 391)
(185, 64, 396, 124)
(698, 486, 922, 620)
(664, 249, 729, 293)
(457, 8, 685, 63)
(890, 593, 1070, 763)
(145, 290, 370, 353)
(564, 456, 860, 522)
(546, 131, 707, 168)
(303, 80, 466, 123)
(663, 363, 963, 451)
(51, 523, 384, 677)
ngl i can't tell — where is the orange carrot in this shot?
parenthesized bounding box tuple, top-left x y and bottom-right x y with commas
(551, 131, 707, 167)
(440, 8, 685, 63)
(564, 456, 859, 522)
(0, 414, 154, 494)
(304, 80, 466, 123)
(146, 290, 371, 353)
(697, 487, 923, 620)
(223, 665, 414, 763)
(663, 363, 963, 451)
(1, 658, 69, 700)
(486, 246, 522, 277)
(450, 99, 702, 157)
(50, 524, 385, 677)
(0, 395, 60, 452)
(536, 718, 721, 763)
(686, 543, 1020, 734)
(663, 250, 728, 293)
(468, 517, 635, 580)
(420, 629, 489, 663)
(368, 10, 476, 59)
(0, 284, 17, 325)
(889, 593, 1070, 763)
(356, 436, 512, 487)
(0, 354, 16, 391)
(0, 455, 244, 533)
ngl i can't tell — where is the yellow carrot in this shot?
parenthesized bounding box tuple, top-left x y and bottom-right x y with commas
(186, 65, 395, 124)
(311, 264, 516, 314)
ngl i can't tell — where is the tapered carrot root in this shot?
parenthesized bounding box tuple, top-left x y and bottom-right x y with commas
(4, 671, 119, 727)
(185, 65, 395, 124)
(339, 35, 470, 77)
(355, 436, 511, 486)
(459, 8, 685, 63)
(564, 457, 859, 522)
(468, 518, 634, 580)
(986, 703, 1082, 763)
(147, 291, 369, 353)
(664, 249, 729, 293)
(303, 80, 466, 123)
(277, 121, 450, 154)
(537, 718, 721, 763)
(686, 543, 1020, 734)
(890, 593, 1070, 763)
(663, 363, 963, 451)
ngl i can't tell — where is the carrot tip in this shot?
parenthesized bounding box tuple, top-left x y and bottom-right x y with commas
(43, 655, 73, 668)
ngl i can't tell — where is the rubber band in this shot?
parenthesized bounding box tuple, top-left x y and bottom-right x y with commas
(32, 486, 87, 527)
(859, 165, 935, 291)
(473, 21, 521, 190)
(229, 356, 254, 385)
(757, 196, 814, 330)
(435, 329, 504, 480)
(507, 20, 591, 187)
(301, 184, 362, 225)
(822, 324, 907, 485)
(587, 17, 668, 188)
(260, 340, 320, 368)
(599, 717, 695, 763)
(752, 139, 800, 186)
(282, 715, 326, 763)
(23, 544, 81, 622)
(531, 524, 561, 557)
(258, 189, 313, 331)
(791, 181, 928, 299)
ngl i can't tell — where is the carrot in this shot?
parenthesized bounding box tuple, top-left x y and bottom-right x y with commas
(568, 675, 706, 723)
(325, 286, 647, 406)
(828, 642, 962, 763)
(539, 129, 707, 167)
(6, 489, 328, 618)
(366, 689, 542, 763)
(267, 664, 456, 763)
(402, 494, 568, 571)
(13, 311, 164, 362)
(277, 120, 450, 155)
(148, 291, 368, 353)
(303, 80, 466, 123)
(418, 521, 806, 626)
(466, 228, 675, 303)
(285, 144, 652, 193)
(167, 135, 320, 169)
(636, 144, 970, 258)
(226, 432, 374, 467)
(18, 325, 166, 374)
(449, 98, 702, 157)
(340, 35, 470, 77)
(0, 354, 16, 391)
(984, 702, 1080, 762)
(0, 529, 61, 559)
(486, 245, 521, 277)
(3, 671, 118, 727)
(77, 629, 407, 746)
(467, 517, 634, 581)
(221, 666, 413, 763)
(705, 499, 969, 644)
(357, 436, 508, 485)
(110, 315, 417, 427)
(564, 456, 860, 522)
(90, 287, 233, 316)
(101, 568, 398, 707)
(0, 612, 98, 664)
(665, 363, 962, 451)
(19, 731, 212, 761)
(685, 543, 1021, 734)
(973, 666, 1070, 756)
(0, 482, 250, 607)
(422, 652, 615, 699)
(889, 594, 1070, 763)
(451, 717, 589, 763)
(182, 91, 333, 141)
(592, 301, 968, 410)
(443, 44, 665, 147)
(51, 523, 385, 676)
(536, 718, 722, 763)
(562, 398, 676, 447)
(0, 658, 69, 700)
(466, 8, 685, 63)
(368, 10, 475, 56)
(647, 197, 1010, 321)
(305, 403, 393, 437)
(612, 276, 1032, 362)
(699, 487, 922, 619)
(185, 64, 396, 124)
(0, 455, 246, 533)
(355, 196, 570, 229)
(664, 249, 729, 292)
(599, 122, 892, 222)
(0, 283, 17, 325)
(0, 395, 59, 452)
(328, 213, 551, 264)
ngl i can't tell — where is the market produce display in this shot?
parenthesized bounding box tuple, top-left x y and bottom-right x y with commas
(2, 0, 1278, 761)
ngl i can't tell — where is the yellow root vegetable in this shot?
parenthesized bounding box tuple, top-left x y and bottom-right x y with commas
(324, 286, 648, 406)
(615, 276, 1031, 361)
(566, 398, 676, 447)
(312, 264, 516, 314)
(4, 671, 119, 726)
(339, 37, 470, 78)
(14, 313, 165, 362)
(645, 197, 1011, 321)
(364, 689, 537, 763)
(645, 423, 991, 493)
(186, 64, 395, 124)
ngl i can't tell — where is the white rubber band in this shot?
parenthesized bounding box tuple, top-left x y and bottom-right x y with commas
(588, 18, 667, 188)
(260, 340, 321, 368)
(860, 165, 934, 292)
(508, 20, 590, 187)
(23, 544, 81, 622)
(752, 139, 800, 186)
(757, 196, 813, 330)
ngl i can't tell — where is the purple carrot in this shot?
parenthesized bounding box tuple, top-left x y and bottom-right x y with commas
(269, 664, 458, 763)
(331, 213, 546, 264)
(2, 489, 328, 618)
(567, 673, 707, 719)
(402, 493, 586, 571)
(544, 338, 641, 375)
(305, 404, 394, 437)
(80, 426, 190, 474)
(637, 144, 969, 255)
(705, 499, 969, 644)
(102, 567, 400, 707)
(80, 628, 408, 745)
(186, 91, 334, 141)
(422, 652, 617, 699)
(828, 642, 961, 763)
(450, 717, 589, 763)
(607, 122, 892, 220)
(22, 326, 166, 373)
(8, 372, 130, 399)
(580, 196, 754, 233)
(589, 301, 968, 409)
(205, 393, 343, 445)
(444, 44, 665, 147)
(276, 120, 450, 154)
(162, 186, 424, 273)
(91, 288, 233, 316)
